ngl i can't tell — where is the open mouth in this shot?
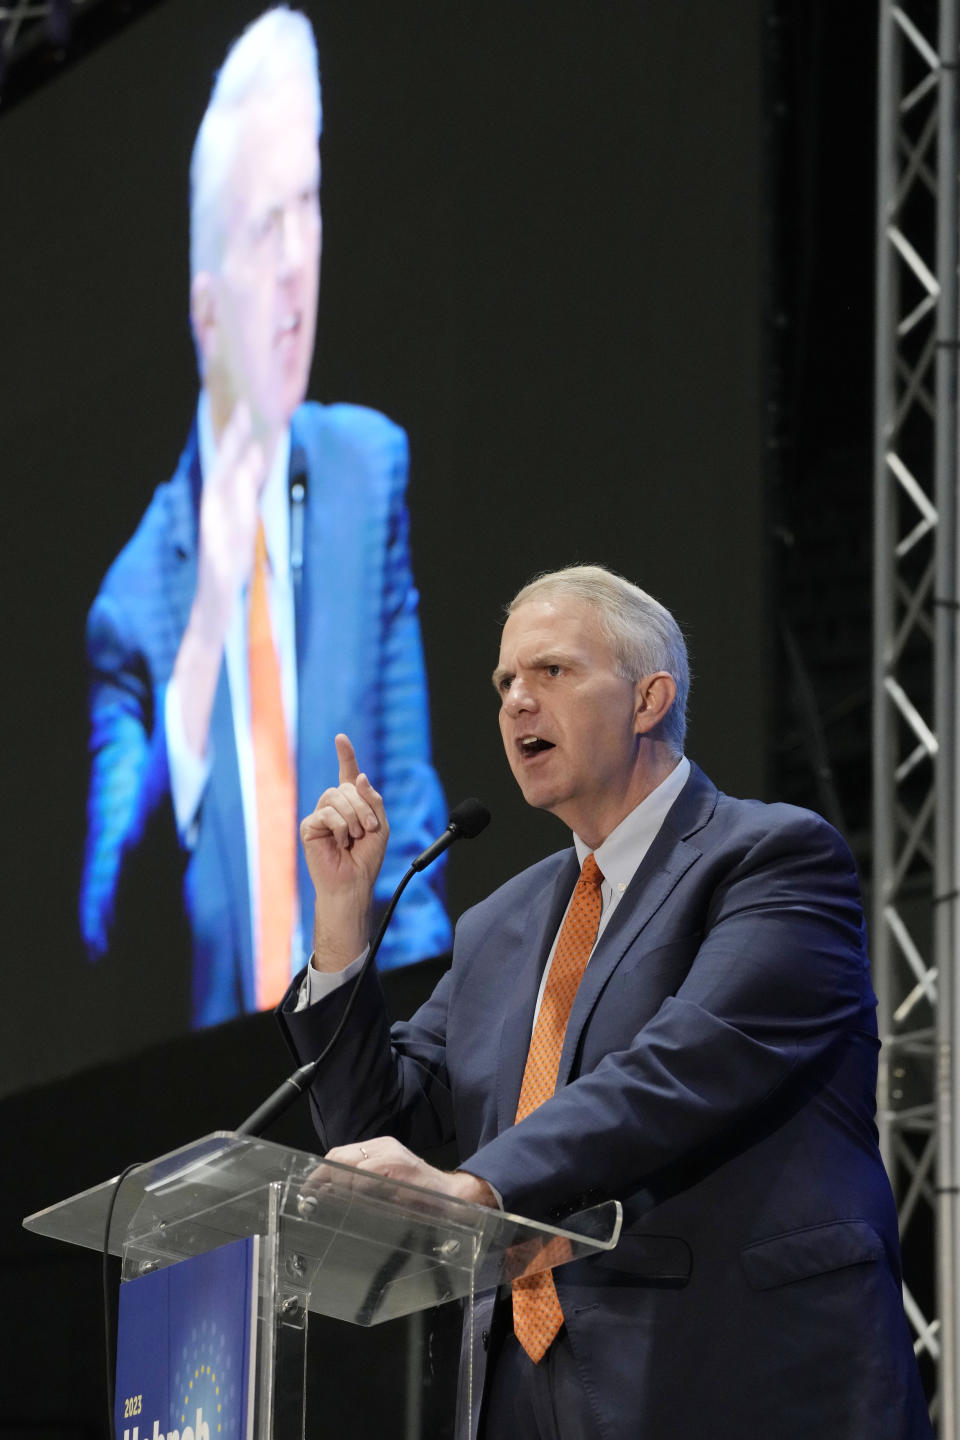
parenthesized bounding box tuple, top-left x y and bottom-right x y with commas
(519, 736, 555, 756)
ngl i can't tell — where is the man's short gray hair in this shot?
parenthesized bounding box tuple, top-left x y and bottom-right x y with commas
(190, 6, 321, 279)
(508, 564, 690, 754)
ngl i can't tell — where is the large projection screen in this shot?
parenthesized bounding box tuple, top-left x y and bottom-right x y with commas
(1, 0, 764, 1098)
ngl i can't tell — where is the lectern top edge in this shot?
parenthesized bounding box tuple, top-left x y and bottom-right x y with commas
(23, 1129, 623, 1259)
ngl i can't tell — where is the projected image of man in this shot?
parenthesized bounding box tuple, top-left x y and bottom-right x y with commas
(80, 7, 450, 1027)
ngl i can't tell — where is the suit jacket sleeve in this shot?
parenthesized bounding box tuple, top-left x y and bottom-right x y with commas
(80, 579, 185, 960)
(279, 960, 457, 1154)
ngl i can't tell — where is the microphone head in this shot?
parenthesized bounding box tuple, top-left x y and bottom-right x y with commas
(289, 443, 309, 495)
(448, 797, 491, 840)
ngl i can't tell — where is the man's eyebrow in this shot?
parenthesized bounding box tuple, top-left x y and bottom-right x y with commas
(491, 650, 578, 689)
(529, 648, 578, 670)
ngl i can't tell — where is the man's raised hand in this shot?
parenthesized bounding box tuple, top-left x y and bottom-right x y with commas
(193, 402, 267, 645)
(301, 734, 390, 970)
(172, 403, 267, 761)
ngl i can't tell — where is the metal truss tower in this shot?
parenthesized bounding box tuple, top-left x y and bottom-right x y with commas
(875, 0, 960, 1431)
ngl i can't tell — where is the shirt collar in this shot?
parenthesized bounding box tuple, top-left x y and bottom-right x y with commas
(573, 755, 691, 889)
(197, 392, 292, 579)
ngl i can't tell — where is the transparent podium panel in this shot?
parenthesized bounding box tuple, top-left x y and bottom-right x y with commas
(25, 1132, 621, 1438)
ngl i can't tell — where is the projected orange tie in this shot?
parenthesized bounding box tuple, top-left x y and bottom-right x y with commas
(249, 519, 296, 1009)
(512, 852, 604, 1362)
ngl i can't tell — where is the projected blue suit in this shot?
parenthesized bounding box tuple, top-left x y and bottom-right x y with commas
(280, 764, 930, 1440)
(81, 401, 451, 1027)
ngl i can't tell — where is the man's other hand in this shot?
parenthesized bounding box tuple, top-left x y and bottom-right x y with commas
(325, 1136, 498, 1207)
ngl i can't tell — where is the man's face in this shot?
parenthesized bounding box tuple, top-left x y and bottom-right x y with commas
(202, 84, 321, 436)
(493, 596, 646, 847)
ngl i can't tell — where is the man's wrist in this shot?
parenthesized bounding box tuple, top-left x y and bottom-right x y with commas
(310, 935, 369, 973)
(448, 1171, 499, 1208)
(183, 589, 230, 662)
(309, 946, 367, 975)
(311, 897, 370, 971)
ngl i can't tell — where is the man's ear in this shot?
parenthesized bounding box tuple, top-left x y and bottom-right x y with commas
(633, 672, 677, 736)
(190, 271, 217, 371)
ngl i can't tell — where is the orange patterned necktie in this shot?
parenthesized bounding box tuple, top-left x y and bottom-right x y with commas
(248, 519, 297, 1010)
(512, 852, 604, 1361)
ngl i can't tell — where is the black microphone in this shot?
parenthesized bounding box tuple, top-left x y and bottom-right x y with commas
(288, 443, 309, 600)
(288, 442, 309, 508)
(411, 797, 491, 871)
(235, 799, 491, 1137)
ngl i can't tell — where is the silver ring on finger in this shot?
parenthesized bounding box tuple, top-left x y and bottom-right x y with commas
(359, 1146, 369, 1161)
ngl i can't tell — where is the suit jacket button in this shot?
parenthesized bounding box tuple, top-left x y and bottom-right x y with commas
(481, 1329, 490, 1350)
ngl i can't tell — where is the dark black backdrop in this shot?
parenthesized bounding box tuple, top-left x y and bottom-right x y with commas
(0, 1, 777, 1433)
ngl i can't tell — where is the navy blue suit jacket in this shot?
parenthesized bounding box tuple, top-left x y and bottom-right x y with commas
(280, 764, 930, 1440)
(82, 401, 451, 1027)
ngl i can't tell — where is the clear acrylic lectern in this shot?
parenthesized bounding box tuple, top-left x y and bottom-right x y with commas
(24, 1131, 621, 1439)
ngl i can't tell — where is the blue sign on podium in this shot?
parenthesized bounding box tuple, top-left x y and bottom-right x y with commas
(115, 1237, 261, 1440)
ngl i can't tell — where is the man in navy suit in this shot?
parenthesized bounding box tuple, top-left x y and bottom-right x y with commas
(280, 563, 930, 1439)
(80, 8, 450, 1028)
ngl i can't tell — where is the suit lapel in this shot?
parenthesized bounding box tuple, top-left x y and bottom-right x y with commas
(556, 763, 720, 1088)
(556, 837, 702, 1086)
(496, 851, 580, 1135)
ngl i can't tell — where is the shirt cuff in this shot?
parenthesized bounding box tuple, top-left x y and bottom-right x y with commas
(293, 948, 369, 1012)
(165, 677, 212, 844)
